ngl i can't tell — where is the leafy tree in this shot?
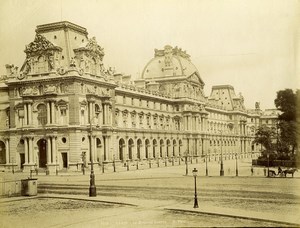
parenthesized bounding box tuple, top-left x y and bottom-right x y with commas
(254, 125, 276, 156)
(274, 89, 299, 155)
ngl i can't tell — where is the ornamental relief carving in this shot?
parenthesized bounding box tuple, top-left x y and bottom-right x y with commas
(20, 33, 62, 76)
(74, 37, 107, 76)
(18, 83, 69, 96)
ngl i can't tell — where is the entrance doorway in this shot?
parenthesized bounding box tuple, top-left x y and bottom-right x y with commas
(61, 153, 68, 168)
(37, 139, 47, 168)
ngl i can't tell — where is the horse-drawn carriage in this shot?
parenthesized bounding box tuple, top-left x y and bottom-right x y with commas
(268, 167, 298, 178)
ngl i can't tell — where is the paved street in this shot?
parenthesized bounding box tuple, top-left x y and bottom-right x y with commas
(1, 158, 300, 227)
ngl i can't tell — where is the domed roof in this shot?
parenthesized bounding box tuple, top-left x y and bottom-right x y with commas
(141, 45, 200, 80)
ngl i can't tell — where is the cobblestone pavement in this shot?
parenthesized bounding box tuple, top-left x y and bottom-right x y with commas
(1, 159, 300, 227)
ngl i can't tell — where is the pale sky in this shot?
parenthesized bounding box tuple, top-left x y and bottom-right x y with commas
(0, 0, 299, 110)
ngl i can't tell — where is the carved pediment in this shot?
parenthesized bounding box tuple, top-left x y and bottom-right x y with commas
(57, 99, 68, 109)
(25, 33, 62, 56)
(80, 100, 88, 106)
(74, 37, 104, 60)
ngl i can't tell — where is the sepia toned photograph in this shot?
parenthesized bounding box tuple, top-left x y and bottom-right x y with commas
(0, 0, 299, 227)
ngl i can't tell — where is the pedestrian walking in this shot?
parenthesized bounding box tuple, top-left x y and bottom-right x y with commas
(263, 167, 266, 176)
(251, 166, 254, 176)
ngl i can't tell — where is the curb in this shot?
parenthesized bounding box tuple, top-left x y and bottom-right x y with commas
(165, 208, 300, 227)
(38, 195, 138, 207)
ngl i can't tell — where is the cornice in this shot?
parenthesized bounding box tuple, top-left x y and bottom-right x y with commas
(36, 21, 88, 36)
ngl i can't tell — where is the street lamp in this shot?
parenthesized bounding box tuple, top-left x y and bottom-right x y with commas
(113, 155, 116, 172)
(205, 153, 208, 176)
(235, 153, 238, 176)
(192, 168, 199, 208)
(219, 131, 224, 176)
(89, 117, 97, 197)
(267, 153, 270, 177)
(55, 155, 58, 176)
(185, 152, 189, 176)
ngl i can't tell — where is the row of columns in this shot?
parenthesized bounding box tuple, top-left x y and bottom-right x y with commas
(183, 114, 208, 132)
(46, 100, 56, 125)
(23, 101, 32, 125)
(22, 100, 56, 126)
(21, 136, 57, 165)
(46, 136, 57, 164)
(118, 139, 184, 161)
(88, 100, 111, 126)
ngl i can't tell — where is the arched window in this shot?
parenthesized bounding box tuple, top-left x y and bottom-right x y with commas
(128, 139, 134, 160)
(37, 56, 47, 73)
(37, 104, 47, 125)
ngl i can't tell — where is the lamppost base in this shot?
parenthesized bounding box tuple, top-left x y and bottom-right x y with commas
(89, 186, 97, 197)
(193, 198, 199, 208)
(220, 170, 224, 176)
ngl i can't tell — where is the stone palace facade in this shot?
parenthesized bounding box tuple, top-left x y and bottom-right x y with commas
(0, 21, 270, 173)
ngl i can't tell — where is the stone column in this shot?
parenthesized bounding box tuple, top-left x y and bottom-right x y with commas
(47, 137, 51, 164)
(141, 142, 146, 159)
(51, 102, 55, 124)
(51, 137, 57, 164)
(24, 138, 28, 164)
(189, 115, 193, 131)
(28, 103, 32, 125)
(47, 102, 51, 125)
(28, 137, 33, 164)
(104, 136, 110, 161)
(24, 104, 28, 125)
(5, 138, 9, 164)
(89, 102, 93, 123)
(203, 116, 207, 132)
(103, 104, 108, 125)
